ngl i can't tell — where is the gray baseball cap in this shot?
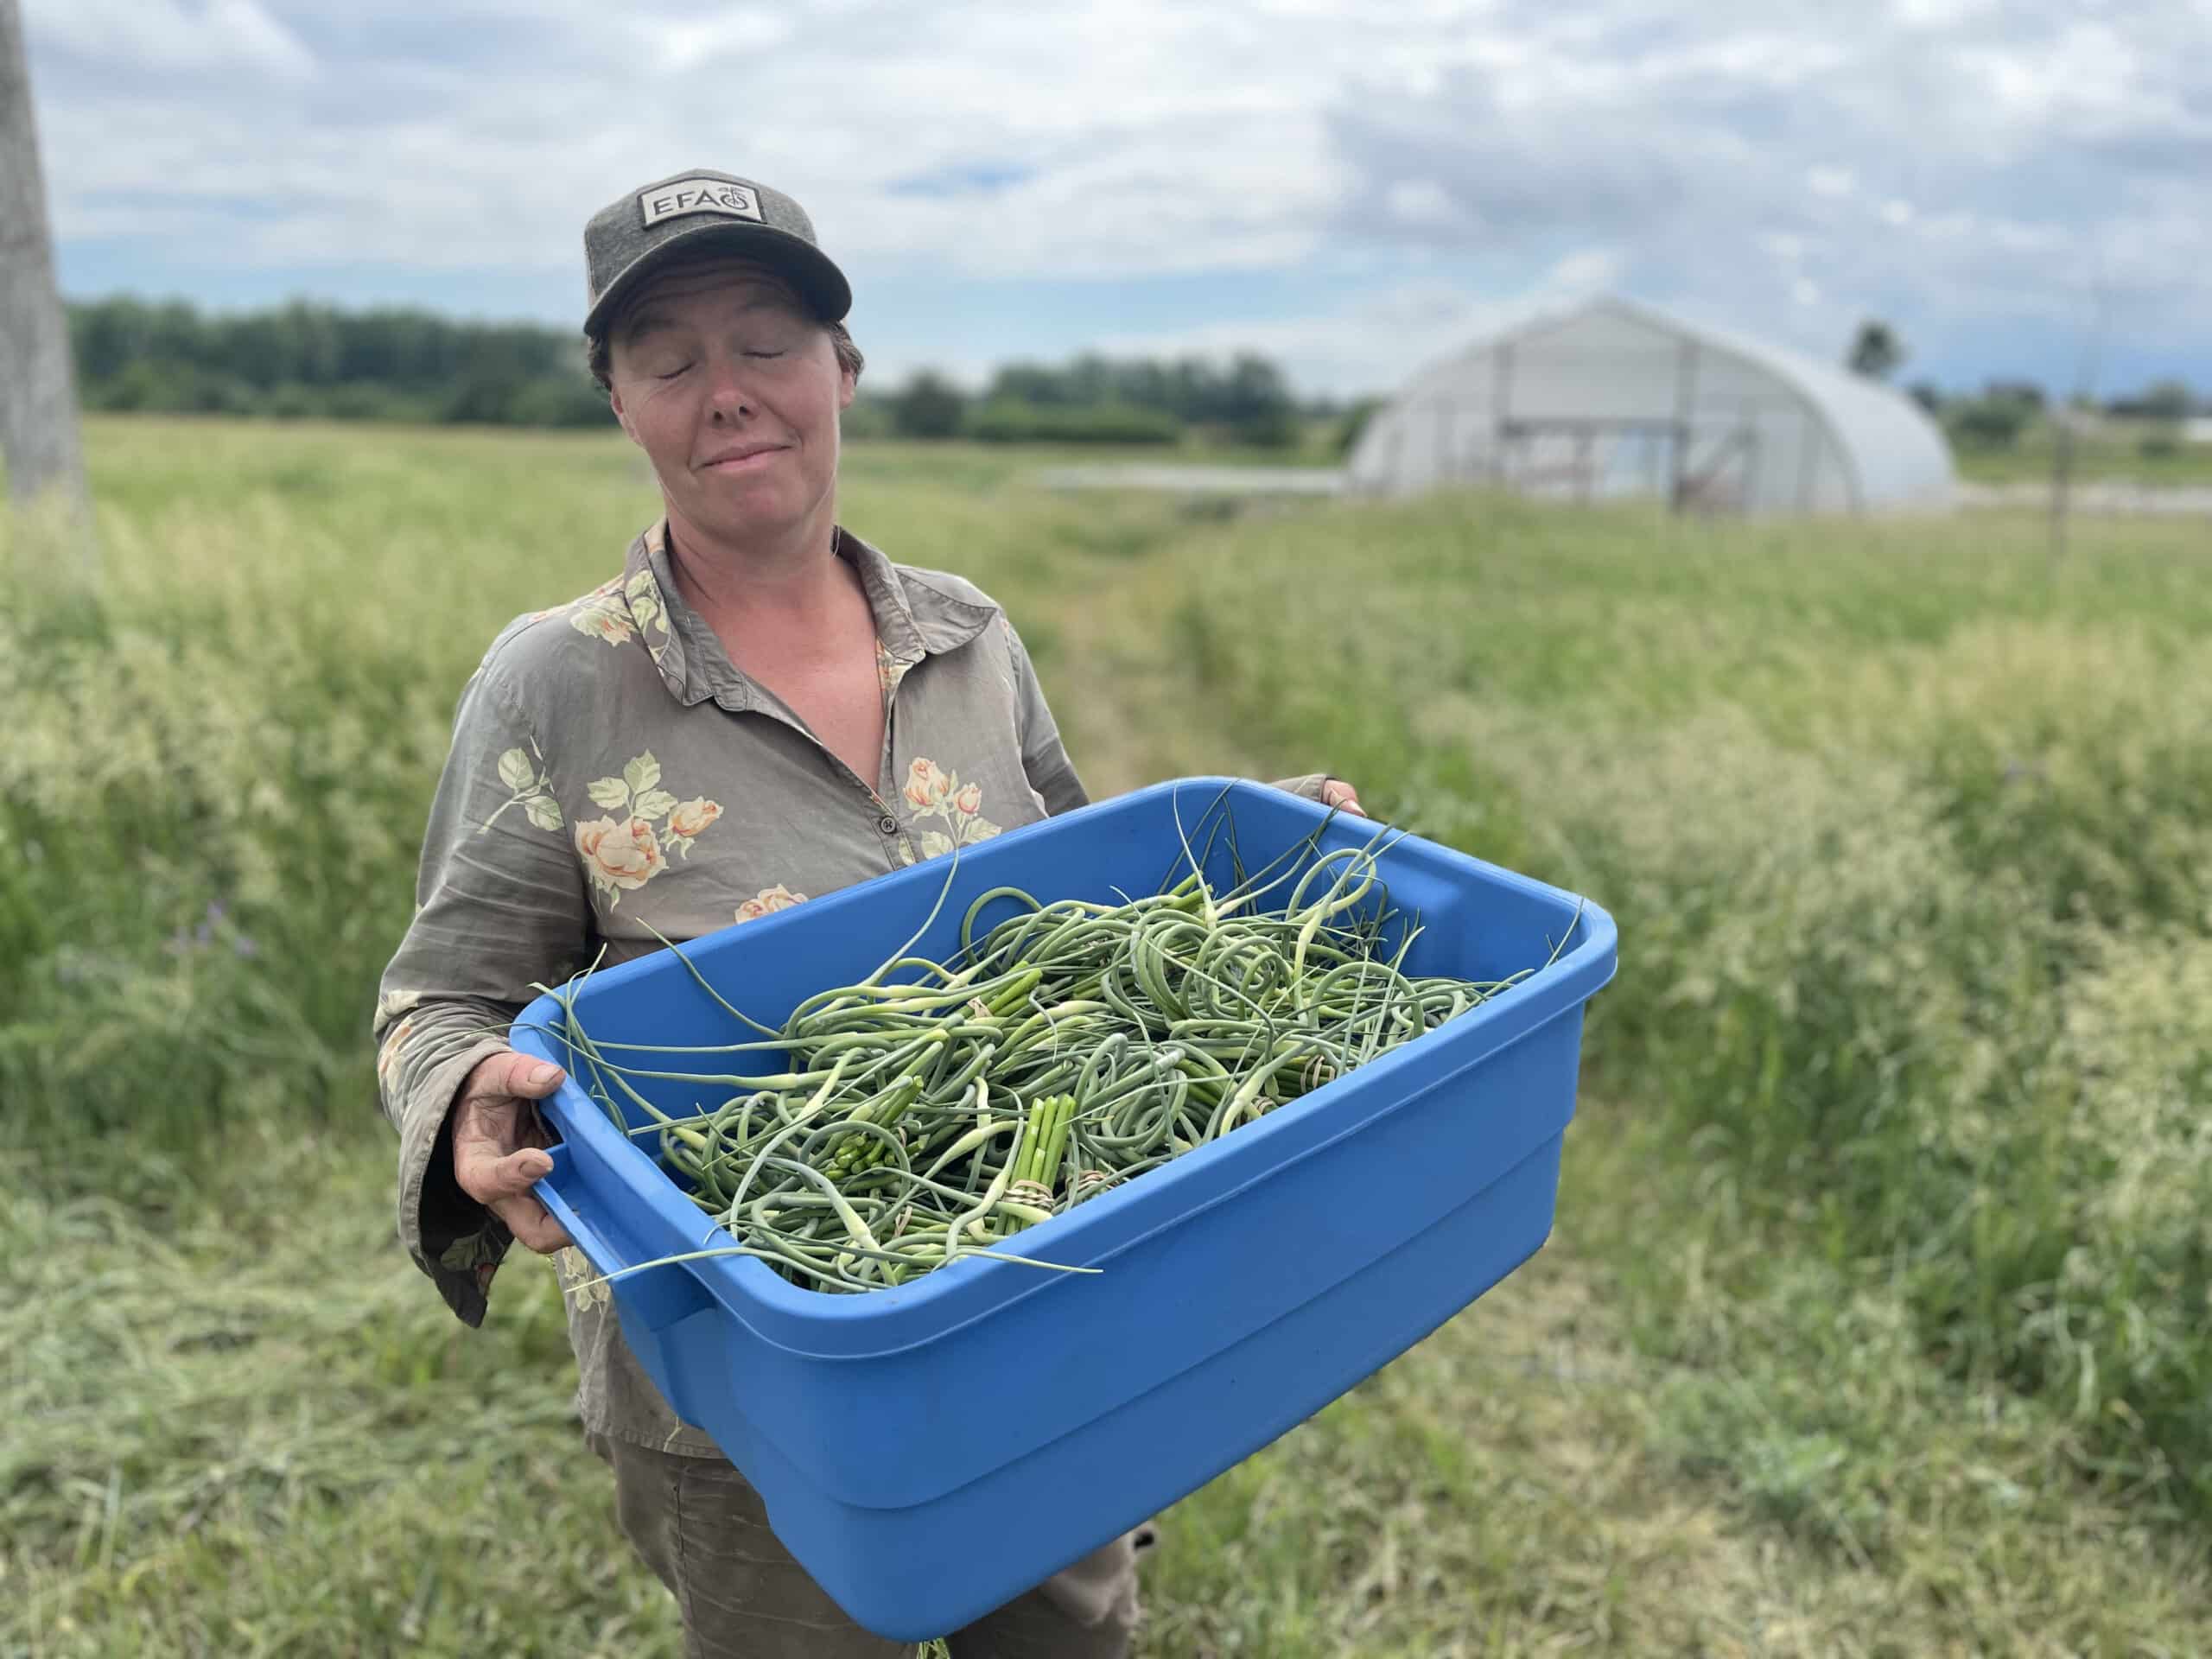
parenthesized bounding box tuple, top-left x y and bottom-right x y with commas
(582, 168, 851, 338)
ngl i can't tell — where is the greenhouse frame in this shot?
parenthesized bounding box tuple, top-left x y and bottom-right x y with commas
(1345, 296, 1956, 516)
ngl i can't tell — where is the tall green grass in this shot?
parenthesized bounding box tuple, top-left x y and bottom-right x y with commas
(11, 417, 2212, 1654)
(0, 421, 1183, 1172)
(2, 424, 643, 1167)
(1176, 492, 2212, 1512)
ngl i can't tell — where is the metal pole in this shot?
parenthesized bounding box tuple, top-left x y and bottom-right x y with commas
(0, 0, 95, 575)
(1491, 342, 1514, 489)
(1671, 340, 1700, 513)
(2050, 411, 2073, 568)
(1796, 401, 1818, 512)
(2051, 278, 2110, 575)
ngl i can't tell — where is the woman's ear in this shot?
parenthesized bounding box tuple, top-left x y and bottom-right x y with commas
(609, 386, 639, 446)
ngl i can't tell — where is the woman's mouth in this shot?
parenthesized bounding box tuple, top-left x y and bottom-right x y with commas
(699, 445, 786, 474)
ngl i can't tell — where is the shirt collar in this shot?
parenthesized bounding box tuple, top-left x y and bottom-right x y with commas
(620, 518, 997, 709)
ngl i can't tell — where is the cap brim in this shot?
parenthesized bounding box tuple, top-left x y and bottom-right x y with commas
(583, 220, 852, 338)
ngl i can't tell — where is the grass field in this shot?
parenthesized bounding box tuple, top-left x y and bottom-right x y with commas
(1948, 419, 2212, 486)
(7, 415, 2212, 1656)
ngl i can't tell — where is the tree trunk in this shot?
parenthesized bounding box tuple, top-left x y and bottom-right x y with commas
(0, 0, 95, 572)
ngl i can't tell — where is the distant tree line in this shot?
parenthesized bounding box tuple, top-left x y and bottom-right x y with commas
(1908, 377, 2204, 454)
(1847, 316, 2202, 454)
(62, 294, 2205, 461)
(65, 296, 1350, 449)
(855, 352, 1319, 448)
(67, 296, 613, 427)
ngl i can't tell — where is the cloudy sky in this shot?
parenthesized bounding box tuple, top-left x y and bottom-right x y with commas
(23, 0, 2212, 400)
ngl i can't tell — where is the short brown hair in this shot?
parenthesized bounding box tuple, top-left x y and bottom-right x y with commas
(586, 315, 863, 391)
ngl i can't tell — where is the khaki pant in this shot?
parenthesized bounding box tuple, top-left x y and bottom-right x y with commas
(590, 1433, 1149, 1657)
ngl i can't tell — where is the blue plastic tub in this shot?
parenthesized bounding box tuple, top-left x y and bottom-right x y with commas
(513, 776, 1617, 1641)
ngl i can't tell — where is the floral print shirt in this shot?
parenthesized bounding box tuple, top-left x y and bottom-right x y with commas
(372, 517, 1333, 1456)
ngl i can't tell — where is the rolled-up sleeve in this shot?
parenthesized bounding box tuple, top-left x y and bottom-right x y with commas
(373, 660, 590, 1326)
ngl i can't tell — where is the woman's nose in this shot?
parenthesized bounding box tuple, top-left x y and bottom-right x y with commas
(702, 358, 754, 420)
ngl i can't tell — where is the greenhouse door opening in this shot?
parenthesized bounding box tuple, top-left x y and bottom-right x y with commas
(1494, 419, 1759, 513)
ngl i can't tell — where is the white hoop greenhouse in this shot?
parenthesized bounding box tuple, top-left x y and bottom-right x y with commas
(1345, 296, 1956, 516)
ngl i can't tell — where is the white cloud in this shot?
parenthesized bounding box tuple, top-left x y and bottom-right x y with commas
(1323, 1, 2212, 365)
(1549, 247, 1623, 290)
(18, 0, 2212, 393)
(1384, 181, 1463, 229)
(1891, 0, 1995, 28)
(1089, 251, 1623, 397)
(29, 0, 313, 79)
(657, 10, 793, 70)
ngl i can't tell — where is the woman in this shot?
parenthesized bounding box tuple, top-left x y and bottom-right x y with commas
(373, 168, 1364, 1658)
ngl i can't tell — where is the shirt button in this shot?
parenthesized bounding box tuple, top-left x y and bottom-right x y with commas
(878, 814, 899, 835)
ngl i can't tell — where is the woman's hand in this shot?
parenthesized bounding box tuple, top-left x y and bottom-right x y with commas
(450, 1050, 575, 1254)
(1319, 778, 1367, 817)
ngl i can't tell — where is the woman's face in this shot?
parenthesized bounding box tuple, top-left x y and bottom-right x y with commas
(606, 257, 855, 553)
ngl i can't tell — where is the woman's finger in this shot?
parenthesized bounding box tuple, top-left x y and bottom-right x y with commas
(452, 1097, 556, 1200)
(467, 1051, 565, 1103)
(472, 1142, 554, 1202)
(492, 1185, 574, 1254)
(475, 1144, 566, 1251)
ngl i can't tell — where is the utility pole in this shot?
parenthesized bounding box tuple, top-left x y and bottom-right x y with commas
(2050, 272, 2110, 577)
(0, 0, 95, 577)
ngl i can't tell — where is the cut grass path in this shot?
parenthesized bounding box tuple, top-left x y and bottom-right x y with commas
(10, 1120, 2209, 1657)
